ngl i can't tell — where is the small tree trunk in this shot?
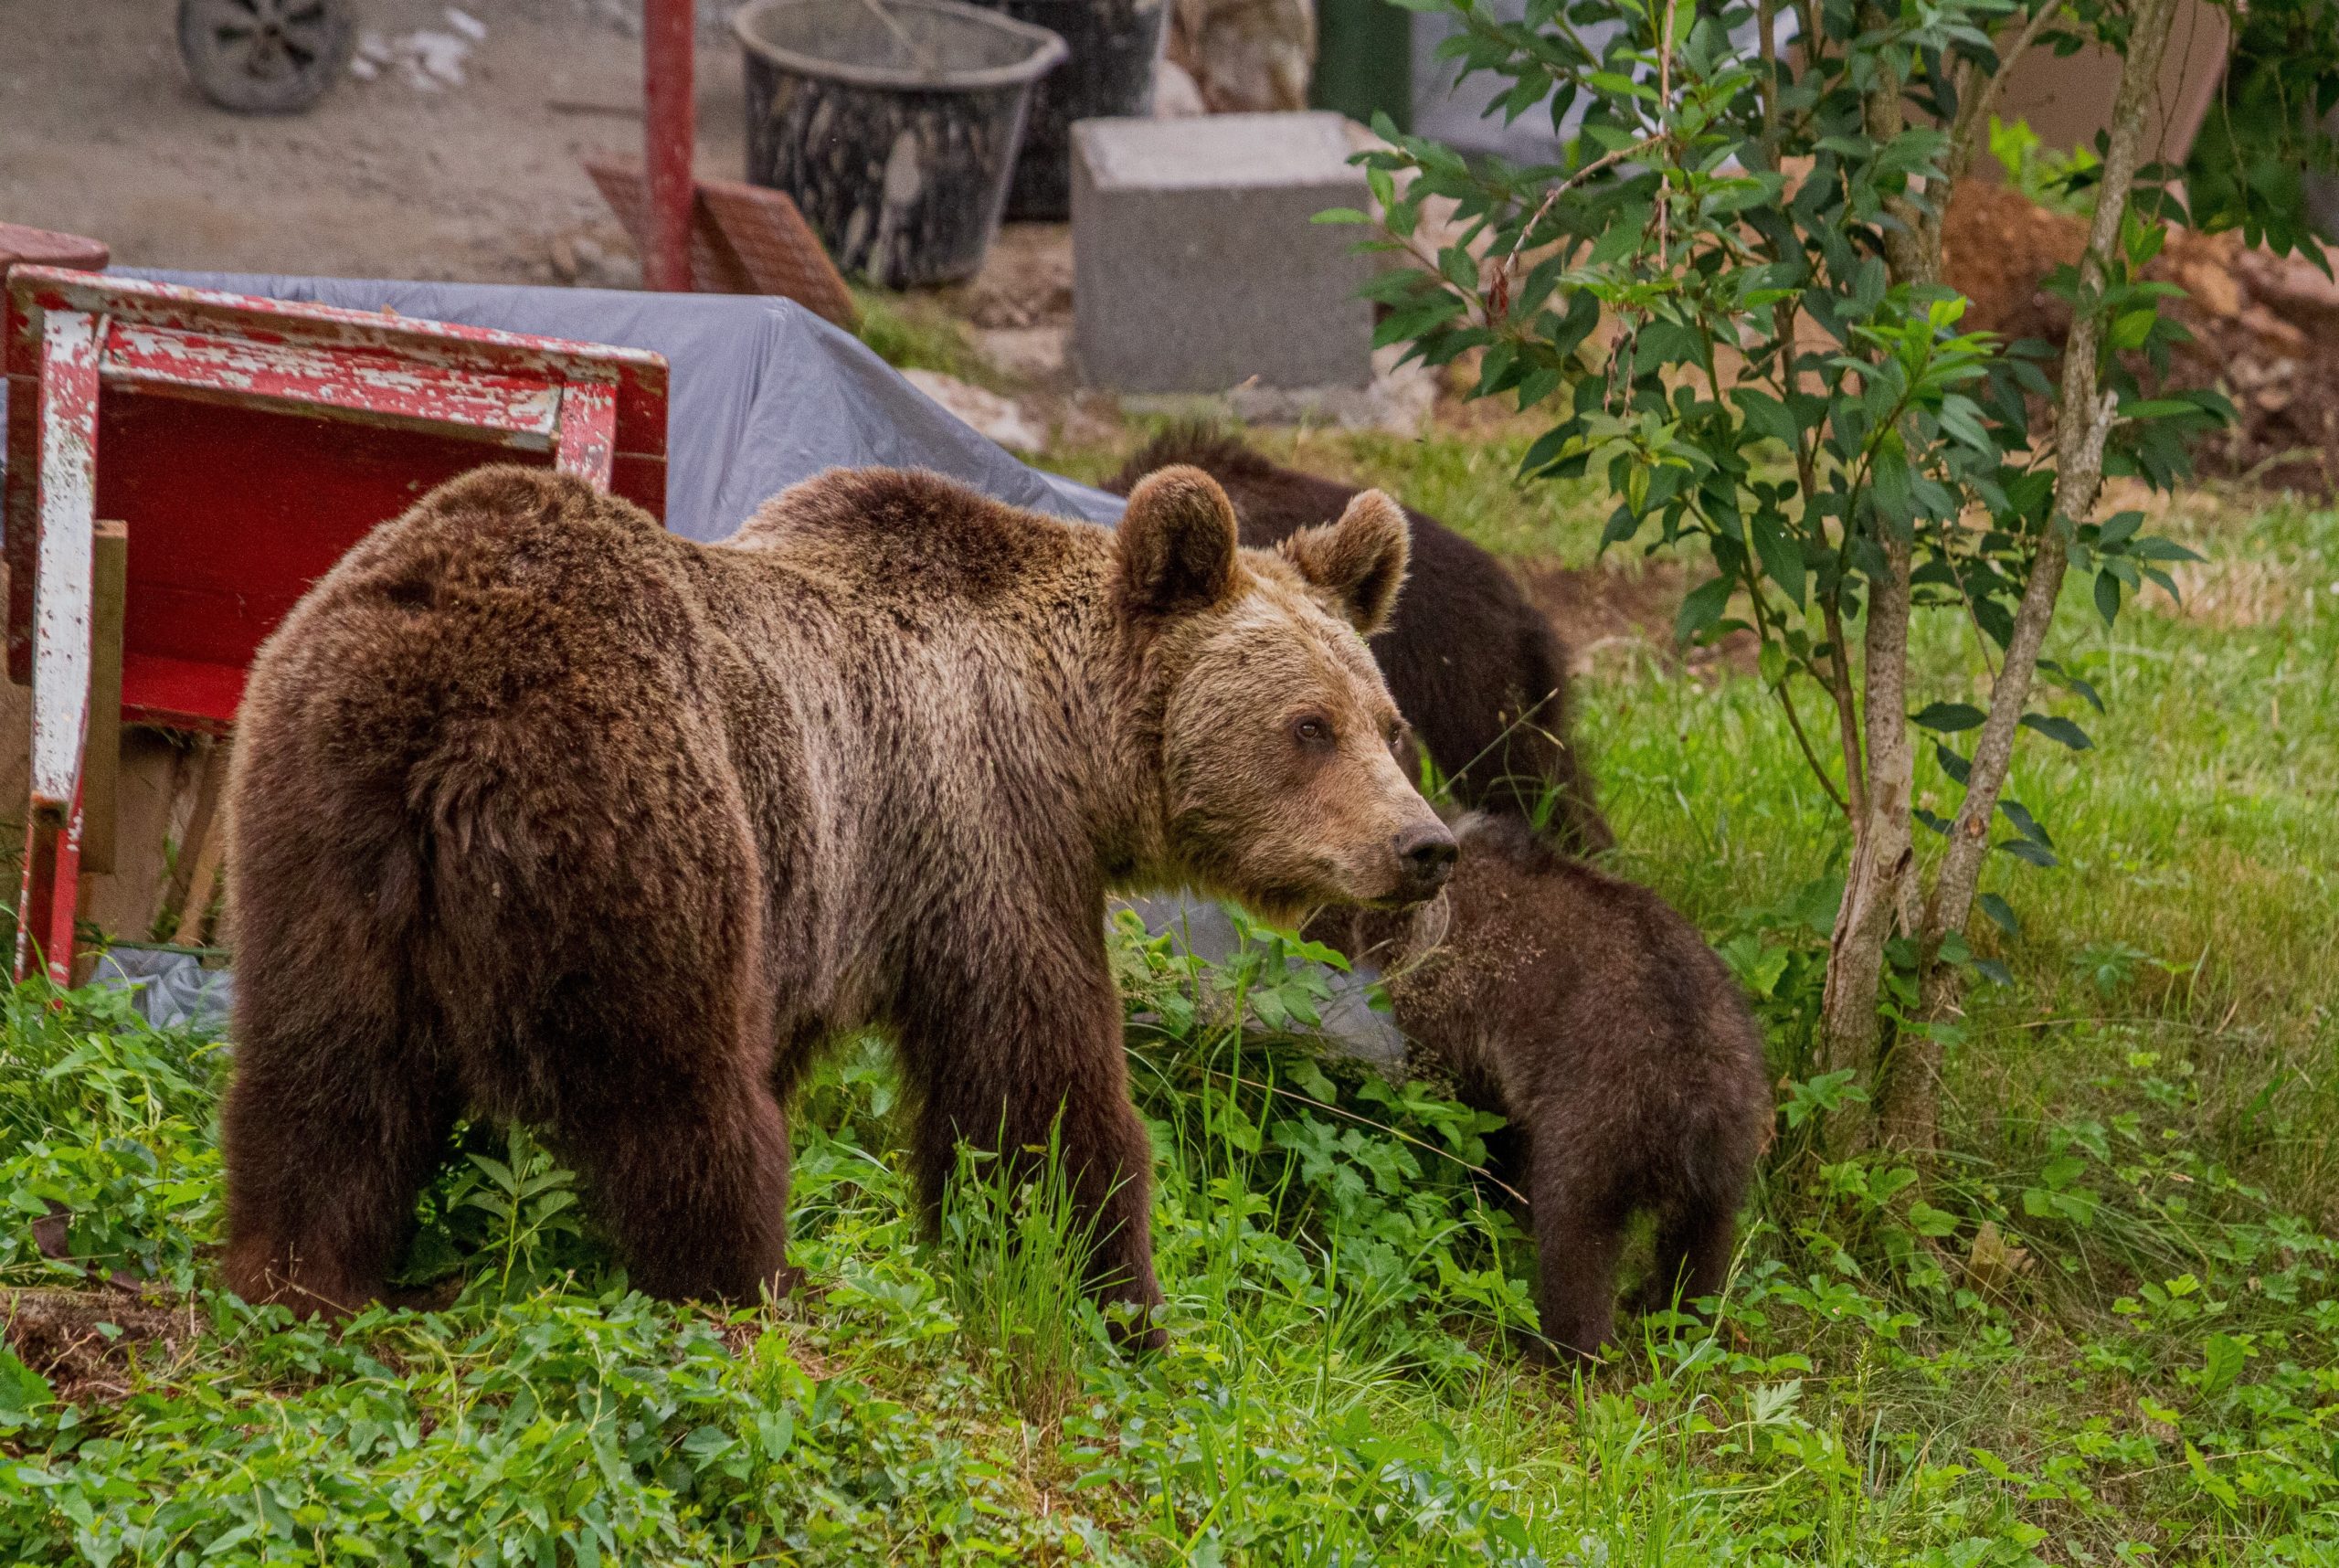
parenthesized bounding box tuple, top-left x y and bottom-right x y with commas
(1815, 529, 1915, 1144)
(1882, 0, 2186, 1150)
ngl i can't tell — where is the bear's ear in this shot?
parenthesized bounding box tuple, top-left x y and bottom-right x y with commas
(1280, 490, 1409, 636)
(1118, 465, 1239, 615)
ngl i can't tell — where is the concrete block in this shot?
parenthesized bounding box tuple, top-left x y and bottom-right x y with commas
(1072, 112, 1376, 394)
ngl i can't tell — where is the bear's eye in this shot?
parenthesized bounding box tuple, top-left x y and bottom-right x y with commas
(1290, 715, 1334, 748)
(1385, 721, 1407, 754)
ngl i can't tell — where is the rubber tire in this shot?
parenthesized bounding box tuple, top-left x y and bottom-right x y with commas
(178, 0, 357, 115)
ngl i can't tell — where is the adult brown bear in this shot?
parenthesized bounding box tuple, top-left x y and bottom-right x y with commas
(1312, 814, 1771, 1361)
(220, 463, 1455, 1340)
(1110, 429, 1612, 855)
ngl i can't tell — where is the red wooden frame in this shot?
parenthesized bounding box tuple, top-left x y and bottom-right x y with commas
(4, 267, 670, 983)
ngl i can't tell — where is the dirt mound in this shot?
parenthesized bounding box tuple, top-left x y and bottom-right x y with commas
(1944, 183, 2339, 494)
(1520, 559, 1757, 677)
(4, 1287, 199, 1405)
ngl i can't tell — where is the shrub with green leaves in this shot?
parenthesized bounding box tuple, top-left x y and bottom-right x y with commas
(1333, 0, 2289, 1155)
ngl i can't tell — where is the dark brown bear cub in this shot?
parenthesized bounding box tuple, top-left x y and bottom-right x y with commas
(221, 462, 1455, 1339)
(1311, 815, 1771, 1361)
(1111, 429, 1612, 856)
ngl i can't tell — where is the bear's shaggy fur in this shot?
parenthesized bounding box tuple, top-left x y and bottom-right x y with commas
(220, 462, 1457, 1335)
(1311, 815, 1771, 1361)
(1109, 429, 1612, 855)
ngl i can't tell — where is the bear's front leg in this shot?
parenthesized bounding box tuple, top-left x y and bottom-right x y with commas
(1525, 1131, 1627, 1363)
(895, 938, 1167, 1351)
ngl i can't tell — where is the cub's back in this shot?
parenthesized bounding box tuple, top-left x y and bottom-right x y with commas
(1373, 819, 1769, 1187)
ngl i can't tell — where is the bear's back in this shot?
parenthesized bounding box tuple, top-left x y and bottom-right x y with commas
(724, 467, 1111, 639)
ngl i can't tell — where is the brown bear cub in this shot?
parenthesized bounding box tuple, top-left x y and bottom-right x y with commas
(221, 462, 1457, 1340)
(1110, 429, 1612, 856)
(1310, 814, 1771, 1361)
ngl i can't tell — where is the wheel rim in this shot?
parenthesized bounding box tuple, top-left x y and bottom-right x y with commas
(189, 0, 336, 81)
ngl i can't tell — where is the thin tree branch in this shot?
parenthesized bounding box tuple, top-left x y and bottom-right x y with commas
(1918, 2, 2070, 302)
(1887, 0, 2186, 1154)
(1940, 0, 2069, 193)
(1822, 597, 1868, 819)
(1779, 677, 1852, 815)
(1757, 0, 1782, 159)
(1923, 0, 2179, 955)
(1816, 526, 1916, 1109)
(1736, 550, 1851, 816)
(1488, 138, 1654, 305)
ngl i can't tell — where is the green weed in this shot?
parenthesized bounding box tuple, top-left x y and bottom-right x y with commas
(937, 1123, 1110, 1429)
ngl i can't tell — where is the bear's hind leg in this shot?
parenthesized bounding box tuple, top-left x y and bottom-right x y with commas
(423, 696, 796, 1307)
(514, 879, 795, 1306)
(222, 1004, 457, 1315)
(559, 1061, 795, 1305)
(1633, 1201, 1739, 1322)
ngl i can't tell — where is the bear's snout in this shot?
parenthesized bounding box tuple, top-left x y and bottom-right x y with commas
(1391, 821, 1459, 904)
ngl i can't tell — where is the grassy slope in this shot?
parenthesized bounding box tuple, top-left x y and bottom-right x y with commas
(1, 437, 2334, 1565)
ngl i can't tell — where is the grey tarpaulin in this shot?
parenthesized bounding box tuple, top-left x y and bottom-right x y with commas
(27, 273, 1400, 1065)
(91, 948, 234, 1034)
(118, 272, 1123, 540)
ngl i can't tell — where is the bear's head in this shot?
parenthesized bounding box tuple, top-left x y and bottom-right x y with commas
(1118, 465, 1455, 926)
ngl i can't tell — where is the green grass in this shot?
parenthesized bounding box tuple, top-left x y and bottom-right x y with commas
(2, 469, 2335, 1563)
(850, 288, 1009, 391)
(1043, 423, 1618, 562)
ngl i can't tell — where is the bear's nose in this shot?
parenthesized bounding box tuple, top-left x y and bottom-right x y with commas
(1393, 821, 1458, 896)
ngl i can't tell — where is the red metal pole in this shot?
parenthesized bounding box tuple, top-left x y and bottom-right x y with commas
(642, 0, 695, 291)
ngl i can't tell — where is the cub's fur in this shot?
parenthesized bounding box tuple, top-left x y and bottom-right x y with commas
(222, 463, 1455, 1336)
(1110, 429, 1612, 854)
(1312, 815, 1770, 1360)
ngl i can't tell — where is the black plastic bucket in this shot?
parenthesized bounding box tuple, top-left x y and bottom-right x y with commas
(967, 0, 1170, 220)
(735, 0, 1069, 287)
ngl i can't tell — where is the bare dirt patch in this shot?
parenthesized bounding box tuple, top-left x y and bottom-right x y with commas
(1945, 182, 2339, 496)
(3, 1287, 202, 1405)
(1520, 557, 1757, 678)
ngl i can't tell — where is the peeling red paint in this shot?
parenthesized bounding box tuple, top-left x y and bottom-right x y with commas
(3, 268, 671, 982)
(28, 310, 99, 816)
(555, 381, 619, 485)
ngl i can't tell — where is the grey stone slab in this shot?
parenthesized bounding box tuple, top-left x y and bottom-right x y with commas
(1072, 112, 1376, 394)
(1113, 895, 1408, 1072)
(1078, 110, 1360, 190)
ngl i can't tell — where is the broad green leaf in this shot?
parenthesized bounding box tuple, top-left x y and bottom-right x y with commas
(1752, 514, 1806, 605)
(2094, 567, 2124, 626)
(1674, 574, 1735, 643)
(1907, 1201, 1960, 1237)
(2021, 714, 2092, 749)
(2201, 1333, 2249, 1398)
(1998, 799, 2053, 845)
(1979, 893, 2020, 936)
(1910, 702, 1985, 733)
(0, 1348, 50, 1414)
(1997, 838, 2059, 867)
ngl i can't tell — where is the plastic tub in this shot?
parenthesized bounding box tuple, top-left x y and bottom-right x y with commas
(736, 0, 1068, 287)
(967, 0, 1170, 219)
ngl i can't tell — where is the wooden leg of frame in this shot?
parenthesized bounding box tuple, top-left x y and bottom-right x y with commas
(15, 791, 82, 987)
(77, 521, 125, 878)
(166, 737, 230, 948)
(78, 731, 193, 946)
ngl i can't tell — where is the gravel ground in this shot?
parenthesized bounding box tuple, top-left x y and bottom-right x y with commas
(2, 0, 751, 283)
